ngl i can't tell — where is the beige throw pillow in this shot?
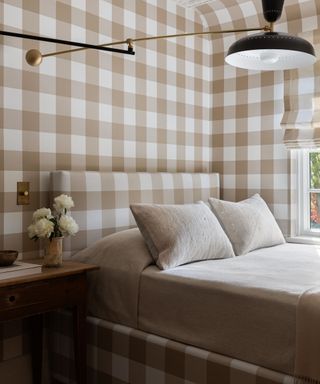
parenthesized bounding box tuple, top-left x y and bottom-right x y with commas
(130, 202, 235, 270)
(208, 194, 285, 256)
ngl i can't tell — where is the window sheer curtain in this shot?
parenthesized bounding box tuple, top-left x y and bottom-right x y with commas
(281, 30, 320, 148)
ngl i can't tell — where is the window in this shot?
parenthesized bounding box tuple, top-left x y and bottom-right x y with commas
(298, 150, 320, 236)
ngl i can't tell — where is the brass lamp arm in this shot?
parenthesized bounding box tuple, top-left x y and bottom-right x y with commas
(43, 25, 271, 60)
(1, 25, 272, 66)
(127, 25, 271, 44)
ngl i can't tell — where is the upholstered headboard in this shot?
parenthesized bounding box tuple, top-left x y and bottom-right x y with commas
(50, 171, 220, 255)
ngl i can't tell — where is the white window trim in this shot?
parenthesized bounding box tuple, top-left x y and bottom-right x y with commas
(298, 149, 310, 236)
(287, 149, 320, 245)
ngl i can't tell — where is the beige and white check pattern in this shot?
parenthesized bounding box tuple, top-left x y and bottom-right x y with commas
(282, 30, 320, 148)
(47, 170, 292, 384)
(47, 310, 294, 384)
(0, 170, 219, 369)
(50, 171, 220, 255)
(204, 0, 320, 236)
(1, 0, 319, 377)
(1, 0, 212, 258)
(1, 0, 319, 252)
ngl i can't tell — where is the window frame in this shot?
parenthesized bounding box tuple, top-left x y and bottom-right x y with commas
(297, 149, 320, 236)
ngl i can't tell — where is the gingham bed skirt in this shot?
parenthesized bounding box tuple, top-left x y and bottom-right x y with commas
(46, 310, 294, 384)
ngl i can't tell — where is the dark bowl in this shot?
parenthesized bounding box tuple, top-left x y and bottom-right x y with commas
(0, 250, 19, 267)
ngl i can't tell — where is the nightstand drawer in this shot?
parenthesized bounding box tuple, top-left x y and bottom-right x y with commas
(0, 260, 97, 384)
(0, 274, 86, 318)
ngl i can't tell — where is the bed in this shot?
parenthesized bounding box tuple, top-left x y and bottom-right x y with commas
(46, 170, 319, 384)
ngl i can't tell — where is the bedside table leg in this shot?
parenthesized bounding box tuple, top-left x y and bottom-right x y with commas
(30, 314, 43, 384)
(72, 303, 86, 384)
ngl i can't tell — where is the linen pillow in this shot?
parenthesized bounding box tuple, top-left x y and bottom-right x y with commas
(130, 202, 235, 270)
(208, 194, 285, 256)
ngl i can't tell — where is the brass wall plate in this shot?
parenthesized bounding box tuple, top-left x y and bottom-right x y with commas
(17, 182, 30, 205)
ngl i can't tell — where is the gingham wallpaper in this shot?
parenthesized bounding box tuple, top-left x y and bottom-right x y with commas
(1, 0, 319, 255)
(1, 0, 320, 379)
(199, 0, 320, 236)
(0, 0, 212, 258)
(282, 30, 320, 148)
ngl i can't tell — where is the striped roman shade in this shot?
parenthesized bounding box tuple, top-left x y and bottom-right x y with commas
(281, 30, 320, 149)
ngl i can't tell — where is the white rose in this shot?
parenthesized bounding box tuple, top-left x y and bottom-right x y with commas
(33, 207, 52, 222)
(34, 218, 54, 238)
(27, 224, 37, 239)
(59, 215, 79, 236)
(54, 194, 75, 213)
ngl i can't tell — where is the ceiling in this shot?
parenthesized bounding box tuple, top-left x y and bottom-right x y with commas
(172, 0, 214, 7)
(173, 0, 302, 7)
(171, 0, 317, 31)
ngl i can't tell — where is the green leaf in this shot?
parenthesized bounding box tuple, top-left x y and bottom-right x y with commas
(310, 152, 320, 189)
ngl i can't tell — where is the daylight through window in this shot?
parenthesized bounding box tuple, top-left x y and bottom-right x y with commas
(309, 152, 320, 231)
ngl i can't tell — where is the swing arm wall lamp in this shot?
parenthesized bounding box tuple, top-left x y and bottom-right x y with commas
(1, 25, 269, 67)
(0, 0, 316, 71)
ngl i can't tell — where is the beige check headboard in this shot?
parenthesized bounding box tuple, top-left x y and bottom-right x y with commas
(50, 171, 220, 255)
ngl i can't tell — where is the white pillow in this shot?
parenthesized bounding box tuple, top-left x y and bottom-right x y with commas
(130, 201, 235, 270)
(208, 194, 285, 256)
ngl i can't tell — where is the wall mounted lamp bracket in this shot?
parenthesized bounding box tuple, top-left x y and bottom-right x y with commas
(0, 30, 135, 66)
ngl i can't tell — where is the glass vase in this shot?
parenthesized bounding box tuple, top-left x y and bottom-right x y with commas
(44, 237, 63, 267)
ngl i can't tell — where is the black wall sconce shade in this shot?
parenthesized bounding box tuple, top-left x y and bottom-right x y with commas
(225, 0, 316, 70)
(225, 32, 316, 70)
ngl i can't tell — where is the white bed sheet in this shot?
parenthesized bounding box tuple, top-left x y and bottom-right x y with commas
(138, 243, 320, 374)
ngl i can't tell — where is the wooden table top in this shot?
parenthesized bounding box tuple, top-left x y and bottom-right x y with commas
(0, 259, 98, 288)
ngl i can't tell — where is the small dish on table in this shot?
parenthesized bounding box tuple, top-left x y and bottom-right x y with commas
(0, 250, 18, 267)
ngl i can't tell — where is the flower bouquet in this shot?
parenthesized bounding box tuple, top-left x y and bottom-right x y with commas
(28, 194, 79, 266)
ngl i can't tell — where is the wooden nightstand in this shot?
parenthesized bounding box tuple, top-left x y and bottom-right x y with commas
(0, 260, 98, 384)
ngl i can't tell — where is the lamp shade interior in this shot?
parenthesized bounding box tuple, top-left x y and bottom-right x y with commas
(225, 32, 316, 70)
